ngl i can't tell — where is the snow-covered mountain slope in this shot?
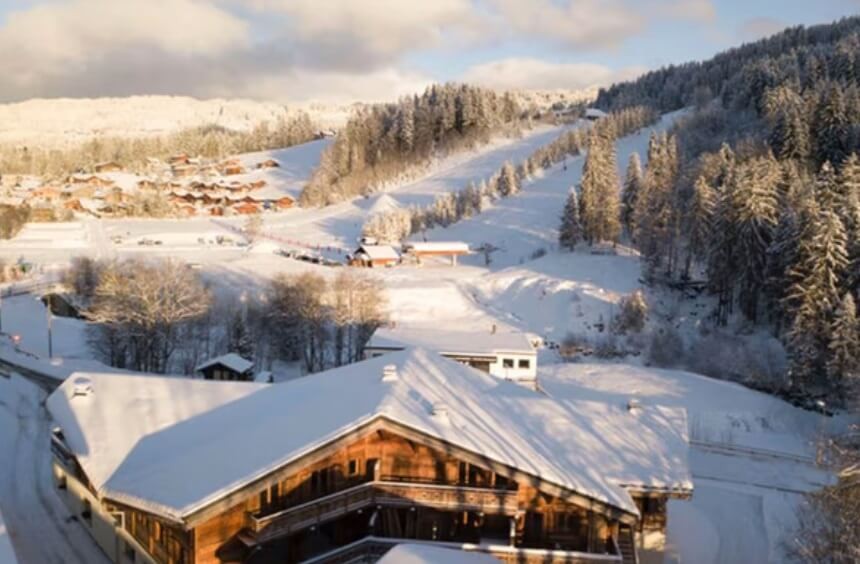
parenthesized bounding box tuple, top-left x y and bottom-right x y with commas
(0, 88, 591, 150)
(0, 95, 353, 148)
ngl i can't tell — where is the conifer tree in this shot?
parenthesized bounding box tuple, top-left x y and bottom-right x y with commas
(622, 152, 643, 237)
(497, 161, 518, 197)
(733, 155, 780, 322)
(814, 84, 850, 167)
(827, 292, 860, 399)
(684, 175, 715, 278)
(786, 206, 849, 391)
(558, 189, 583, 251)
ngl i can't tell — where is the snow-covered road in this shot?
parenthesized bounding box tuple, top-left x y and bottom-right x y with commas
(0, 375, 110, 564)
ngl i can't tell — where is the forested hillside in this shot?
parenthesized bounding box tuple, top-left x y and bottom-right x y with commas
(0, 113, 319, 177)
(300, 83, 526, 206)
(586, 16, 860, 405)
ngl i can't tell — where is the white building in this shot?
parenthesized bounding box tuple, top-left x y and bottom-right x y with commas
(364, 325, 538, 386)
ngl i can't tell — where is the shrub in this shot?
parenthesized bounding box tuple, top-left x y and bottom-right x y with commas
(612, 290, 648, 334)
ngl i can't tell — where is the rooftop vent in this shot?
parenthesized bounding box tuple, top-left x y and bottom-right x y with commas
(431, 402, 450, 422)
(71, 377, 93, 398)
(627, 398, 641, 413)
(381, 364, 398, 382)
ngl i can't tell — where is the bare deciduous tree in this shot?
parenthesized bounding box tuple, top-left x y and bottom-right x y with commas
(87, 258, 211, 373)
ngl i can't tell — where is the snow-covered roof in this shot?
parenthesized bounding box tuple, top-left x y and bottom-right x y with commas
(195, 353, 254, 374)
(357, 244, 400, 261)
(247, 186, 294, 202)
(46, 374, 263, 506)
(367, 326, 534, 356)
(47, 349, 691, 522)
(403, 241, 469, 253)
(379, 544, 499, 564)
(585, 108, 608, 119)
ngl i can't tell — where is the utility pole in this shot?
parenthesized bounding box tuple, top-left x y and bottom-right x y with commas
(45, 297, 53, 358)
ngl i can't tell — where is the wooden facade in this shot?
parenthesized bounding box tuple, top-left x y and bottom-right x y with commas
(52, 419, 681, 564)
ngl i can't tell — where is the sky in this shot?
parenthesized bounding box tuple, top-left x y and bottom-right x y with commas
(0, 0, 857, 105)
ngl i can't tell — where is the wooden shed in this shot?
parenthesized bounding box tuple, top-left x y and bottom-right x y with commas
(195, 353, 254, 381)
(350, 244, 400, 268)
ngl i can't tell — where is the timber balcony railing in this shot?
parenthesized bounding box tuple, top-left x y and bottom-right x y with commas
(303, 536, 624, 564)
(248, 478, 520, 543)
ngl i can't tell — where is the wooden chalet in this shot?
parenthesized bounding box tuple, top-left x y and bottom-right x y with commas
(219, 160, 246, 176)
(31, 186, 61, 202)
(47, 349, 692, 564)
(196, 353, 254, 381)
(172, 164, 197, 178)
(168, 154, 191, 166)
(69, 174, 114, 188)
(365, 326, 538, 386)
(95, 161, 123, 173)
(350, 244, 400, 268)
(585, 108, 608, 121)
(402, 241, 470, 266)
(233, 202, 261, 215)
(256, 159, 281, 169)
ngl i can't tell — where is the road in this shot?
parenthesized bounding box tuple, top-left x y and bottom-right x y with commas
(0, 369, 107, 564)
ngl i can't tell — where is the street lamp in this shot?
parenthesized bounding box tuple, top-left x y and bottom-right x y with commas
(37, 295, 53, 358)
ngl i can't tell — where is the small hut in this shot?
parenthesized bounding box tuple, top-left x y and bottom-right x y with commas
(195, 353, 254, 381)
(350, 244, 400, 268)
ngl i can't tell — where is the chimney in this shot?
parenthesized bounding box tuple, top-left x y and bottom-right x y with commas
(627, 398, 641, 413)
(381, 364, 398, 382)
(431, 402, 449, 423)
(491, 324, 497, 334)
(71, 377, 93, 398)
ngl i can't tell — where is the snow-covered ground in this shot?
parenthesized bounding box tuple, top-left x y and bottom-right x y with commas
(0, 95, 352, 148)
(0, 506, 18, 564)
(0, 109, 842, 563)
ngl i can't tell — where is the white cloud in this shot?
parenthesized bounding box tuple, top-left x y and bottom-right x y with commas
(461, 57, 647, 92)
(248, 0, 484, 67)
(0, 0, 720, 103)
(209, 67, 434, 104)
(0, 0, 248, 95)
(739, 17, 786, 42)
(656, 0, 716, 23)
(486, 0, 645, 50)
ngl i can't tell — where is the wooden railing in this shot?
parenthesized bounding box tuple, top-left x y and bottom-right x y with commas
(303, 536, 623, 564)
(248, 480, 519, 544)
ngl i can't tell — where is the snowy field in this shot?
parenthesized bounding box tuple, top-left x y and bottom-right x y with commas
(0, 111, 843, 563)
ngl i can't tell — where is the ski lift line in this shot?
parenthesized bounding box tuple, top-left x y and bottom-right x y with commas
(209, 218, 351, 255)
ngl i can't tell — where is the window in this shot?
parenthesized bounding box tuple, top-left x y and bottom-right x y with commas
(348, 459, 359, 476)
(123, 541, 136, 562)
(502, 358, 514, 368)
(81, 499, 92, 524)
(518, 359, 530, 369)
(57, 475, 67, 490)
(366, 458, 379, 480)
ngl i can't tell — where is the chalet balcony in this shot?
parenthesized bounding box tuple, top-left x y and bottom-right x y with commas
(248, 478, 519, 544)
(302, 537, 624, 564)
